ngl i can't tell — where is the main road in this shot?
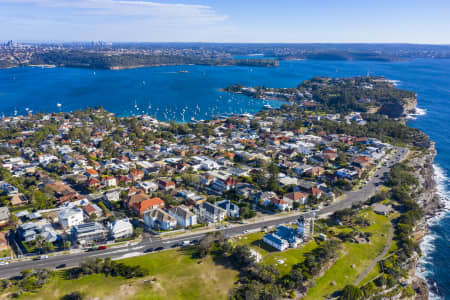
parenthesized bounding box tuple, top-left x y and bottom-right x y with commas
(0, 147, 408, 278)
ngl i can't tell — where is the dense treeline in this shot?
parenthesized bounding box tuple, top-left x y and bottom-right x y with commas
(64, 257, 149, 280)
(27, 50, 278, 69)
(298, 77, 415, 115)
(315, 115, 430, 148)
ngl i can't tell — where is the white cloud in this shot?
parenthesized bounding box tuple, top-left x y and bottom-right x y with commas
(0, 0, 227, 24)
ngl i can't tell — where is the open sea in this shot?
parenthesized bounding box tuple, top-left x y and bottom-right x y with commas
(0, 59, 449, 298)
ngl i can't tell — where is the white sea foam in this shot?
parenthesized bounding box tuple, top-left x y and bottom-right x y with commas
(417, 164, 450, 300)
(406, 107, 427, 120)
(387, 79, 401, 86)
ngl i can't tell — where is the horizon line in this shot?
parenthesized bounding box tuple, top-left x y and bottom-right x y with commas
(3, 40, 450, 46)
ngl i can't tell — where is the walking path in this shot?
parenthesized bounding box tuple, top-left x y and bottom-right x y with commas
(354, 225, 394, 286)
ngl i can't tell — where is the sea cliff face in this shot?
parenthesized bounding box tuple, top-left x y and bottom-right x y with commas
(405, 142, 442, 299)
(377, 96, 418, 118)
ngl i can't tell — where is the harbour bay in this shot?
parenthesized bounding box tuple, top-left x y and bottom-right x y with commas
(0, 58, 449, 299)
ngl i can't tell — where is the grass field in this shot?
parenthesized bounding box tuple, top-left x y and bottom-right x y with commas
(11, 249, 238, 300)
(3, 208, 393, 300)
(305, 210, 392, 299)
(262, 241, 318, 276)
(232, 231, 273, 256)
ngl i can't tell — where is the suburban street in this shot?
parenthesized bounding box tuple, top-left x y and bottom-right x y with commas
(0, 147, 408, 278)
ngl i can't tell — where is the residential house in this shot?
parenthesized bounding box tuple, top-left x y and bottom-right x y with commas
(263, 225, 302, 251)
(169, 205, 197, 228)
(57, 207, 84, 228)
(72, 222, 108, 245)
(265, 197, 292, 211)
(130, 169, 145, 181)
(138, 181, 158, 193)
(107, 218, 133, 240)
(10, 193, 28, 206)
(102, 176, 117, 187)
(0, 181, 18, 196)
(194, 202, 226, 223)
(283, 192, 309, 205)
(103, 189, 121, 202)
(157, 179, 175, 191)
(143, 208, 177, 231)
(84, 169, 99, 178)
(216, 200, 240, 218)
(131, 197, 165, 217)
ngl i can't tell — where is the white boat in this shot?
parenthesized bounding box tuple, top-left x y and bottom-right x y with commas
(262, 104, 272, 110)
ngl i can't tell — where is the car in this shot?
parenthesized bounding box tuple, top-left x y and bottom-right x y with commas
(181, 241, 191, 247)
(38, 255, 49, 260)
(0, 261, 9, 265)
(191, 239, 199, 245)
(155, 247, 164, 251)
(56, 263, 66, 269)
(144, 248, 153, 253)
(171, 243, 178, 248)
(97, 245, 107, 250)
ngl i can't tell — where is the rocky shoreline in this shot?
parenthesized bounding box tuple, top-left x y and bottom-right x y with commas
(405, 142, 444, 299)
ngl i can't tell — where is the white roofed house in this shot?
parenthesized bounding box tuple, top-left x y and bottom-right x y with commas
(58, 207, 84, 229)
(107, 218, 133, 240)
(103, 189, 121, 203)
(143, 208, 177, 231)
(194, 201, 226, 223)
(169, 205, 197, 228)
(138, 180, 158, 193)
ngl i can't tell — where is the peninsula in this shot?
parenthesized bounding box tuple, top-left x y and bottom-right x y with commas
(0, 76, 440, 300)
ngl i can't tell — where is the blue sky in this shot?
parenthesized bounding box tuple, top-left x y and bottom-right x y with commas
(1, 0, 449, 43)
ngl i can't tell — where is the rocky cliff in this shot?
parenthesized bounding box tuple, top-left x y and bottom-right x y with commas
(405, 142, 443, 299)
(377, 96, 418, 118)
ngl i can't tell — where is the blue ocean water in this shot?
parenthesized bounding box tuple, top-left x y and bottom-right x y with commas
(0, 59, 449, 298)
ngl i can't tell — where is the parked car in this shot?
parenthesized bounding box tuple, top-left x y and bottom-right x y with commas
(56, 263, 66, 269)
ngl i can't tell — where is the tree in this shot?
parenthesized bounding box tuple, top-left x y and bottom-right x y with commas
(61, 291, 84, 300)
(42, 241, 55, 253)
(64, 241, 71, 250)
(340, 284, 363, 300)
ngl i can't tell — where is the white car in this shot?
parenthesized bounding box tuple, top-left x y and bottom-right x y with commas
(0, 261, 9, 265)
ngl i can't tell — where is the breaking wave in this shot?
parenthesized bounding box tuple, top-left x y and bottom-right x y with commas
(417, 164, 450, 300)
(406, 107, 427, 120)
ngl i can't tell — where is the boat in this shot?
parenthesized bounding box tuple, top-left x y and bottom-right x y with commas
(262, 104, 272, 110)
(179, 70, 189, 73)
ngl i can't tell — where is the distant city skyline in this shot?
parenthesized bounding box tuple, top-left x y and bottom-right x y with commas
(1, 0, 450, 44)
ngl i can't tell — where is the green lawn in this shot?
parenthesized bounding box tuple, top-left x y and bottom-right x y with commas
(358, 264, 381, 287)
(233, 231, 274, 256)
(233, 231, 319, 276)
(305, 210, 391, 300)
(262, 241, 318, 276)
(12, 249, 238, 300)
